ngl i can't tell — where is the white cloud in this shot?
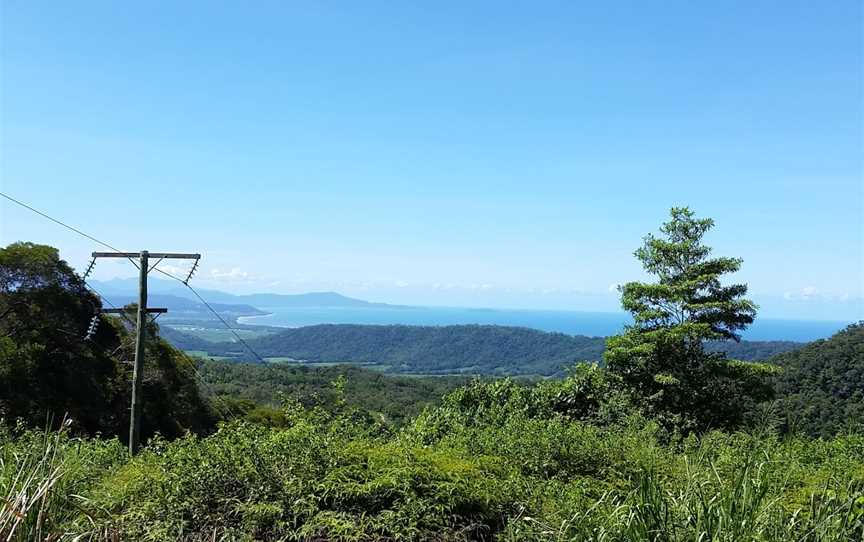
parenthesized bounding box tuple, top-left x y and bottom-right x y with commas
(210, 267, 252, 282)
(783, 286, 825, 302)
(608, 283, 620, 293)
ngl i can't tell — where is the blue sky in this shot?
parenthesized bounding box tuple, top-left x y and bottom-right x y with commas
(1, 1, 861, 320)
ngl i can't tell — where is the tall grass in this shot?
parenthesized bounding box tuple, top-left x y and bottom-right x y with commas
(503, 457, 864, 541)
(0, 419, 125, 542)
(0, 419, 69, 541)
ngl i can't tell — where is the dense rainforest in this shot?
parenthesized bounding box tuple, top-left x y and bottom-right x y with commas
(1, 208, 863, 541)
(770, 322, 864, 438)
(164, 323, 803, 376)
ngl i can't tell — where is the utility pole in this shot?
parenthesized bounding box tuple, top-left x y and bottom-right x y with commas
(93, 250, 200, 454)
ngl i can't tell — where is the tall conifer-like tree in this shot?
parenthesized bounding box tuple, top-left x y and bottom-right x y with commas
(605, 208, 775, 432)
(621, 207, 756, 340)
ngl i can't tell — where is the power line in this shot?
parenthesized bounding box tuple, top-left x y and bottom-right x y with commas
(1, 192, 122, 252)
(98, 308, 243, 421)
(87, 279, 240, 425)
(1, 192, 140, 269)
(150, 266, 267, 363)
(187, 284, 267, 363)
(145, 270, 261, 418)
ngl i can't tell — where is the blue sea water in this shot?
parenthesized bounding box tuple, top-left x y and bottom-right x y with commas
(238, 306, 851, 342)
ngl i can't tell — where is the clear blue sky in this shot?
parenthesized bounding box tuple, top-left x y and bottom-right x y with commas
(1, 1, 861, 320)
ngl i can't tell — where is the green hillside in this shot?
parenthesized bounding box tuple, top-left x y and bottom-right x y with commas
(168, 323, 803, 376)
(770, 322, 864, 437)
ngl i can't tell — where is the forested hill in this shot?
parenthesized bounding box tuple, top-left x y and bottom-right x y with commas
(170, 323, 803, 376)
(769, 322, 864, 437)
(251, 324, 603, 375)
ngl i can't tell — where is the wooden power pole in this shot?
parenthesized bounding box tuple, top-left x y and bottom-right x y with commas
(93, 250, 200, 454)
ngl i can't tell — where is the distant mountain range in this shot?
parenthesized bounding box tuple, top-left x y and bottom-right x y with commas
(90, 278, 386, 309)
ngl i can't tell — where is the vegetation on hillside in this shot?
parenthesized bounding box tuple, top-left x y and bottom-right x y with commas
(167, 323, 803, 376)
(770, 322, 864, 437)
(184, 322, 864, 440)
(229, 323, 606, 375)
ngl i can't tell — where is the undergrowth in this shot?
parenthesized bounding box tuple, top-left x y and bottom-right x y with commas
(2, 400, 863, 541)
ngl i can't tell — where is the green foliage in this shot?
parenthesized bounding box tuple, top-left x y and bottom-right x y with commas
(93, 408, 516, 541)
(770, 322, 864, 437)
(606, 208, 775, 432)
(622, 207, 756, 341)
(0, 242, 126, 434)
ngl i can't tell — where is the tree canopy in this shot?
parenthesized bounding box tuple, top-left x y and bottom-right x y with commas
(605, 208, 776, 432)
(621, 207, 756, 341)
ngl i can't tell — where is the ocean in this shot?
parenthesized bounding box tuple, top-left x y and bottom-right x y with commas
(237, 305, 851, 342)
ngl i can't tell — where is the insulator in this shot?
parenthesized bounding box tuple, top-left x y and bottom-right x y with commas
(184, 258, 200, 285)
(82, 258, 96, 279)
(84, 314, 100, 341)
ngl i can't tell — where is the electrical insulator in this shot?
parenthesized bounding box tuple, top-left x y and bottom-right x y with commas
(82, 258, 96, 279)
(184, 258, 200, 285)
(84, 314, 100, 341)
